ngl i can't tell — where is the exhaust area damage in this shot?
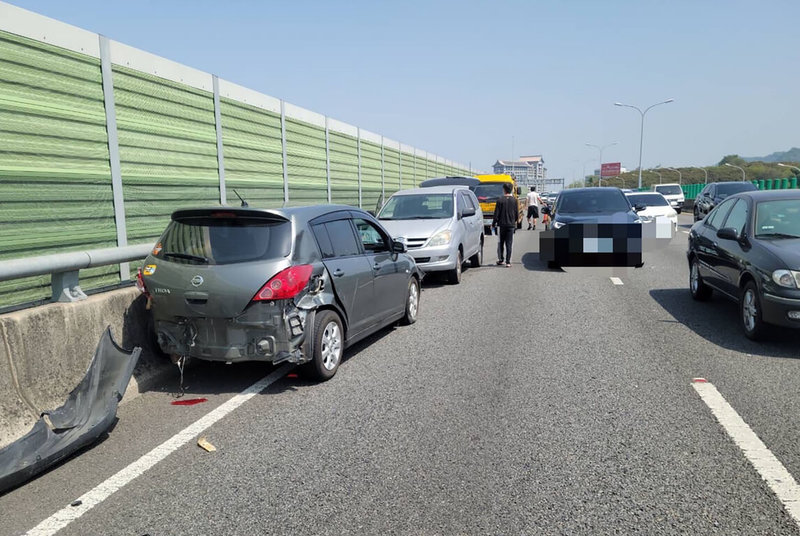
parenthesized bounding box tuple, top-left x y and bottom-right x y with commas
(0, 327, 141, 494)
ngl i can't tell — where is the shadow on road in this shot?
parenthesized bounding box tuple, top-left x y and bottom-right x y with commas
(521, 252, 559, 273)
(649, 288, 799, 359)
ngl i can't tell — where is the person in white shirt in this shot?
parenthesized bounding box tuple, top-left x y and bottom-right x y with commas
(526, 186, 543, 230)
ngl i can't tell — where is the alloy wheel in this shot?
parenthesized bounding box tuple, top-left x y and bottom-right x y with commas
(320, 321, 342, 371)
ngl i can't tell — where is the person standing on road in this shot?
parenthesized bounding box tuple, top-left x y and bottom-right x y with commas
(492, 182, 517, 267)
(526, 186, 542, 230)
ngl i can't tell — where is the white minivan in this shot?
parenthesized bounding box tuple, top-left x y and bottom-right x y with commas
(651, 183, 685, 214)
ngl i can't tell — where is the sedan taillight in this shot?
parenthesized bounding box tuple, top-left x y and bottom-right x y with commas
(253, 265, 313, 301)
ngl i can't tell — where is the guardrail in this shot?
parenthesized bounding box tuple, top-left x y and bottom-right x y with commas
(0, 244, 153, 303)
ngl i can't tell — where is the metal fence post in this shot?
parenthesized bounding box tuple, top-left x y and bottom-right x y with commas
(212, 75, 226, 205)
(280, 100, 289, 206)
(357, 128, 362, 208)
(98, 35, 129, 282)
(325, 117, 331, 204)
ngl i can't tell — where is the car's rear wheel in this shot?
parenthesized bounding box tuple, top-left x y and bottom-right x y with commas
(448, 250, 462, 284)
(303, 310, 344, 381)
(690, 258, 712, 301)
(401, 277, 420, 325)
(469, 241, 483, 268)
(740, 281, 767, 340)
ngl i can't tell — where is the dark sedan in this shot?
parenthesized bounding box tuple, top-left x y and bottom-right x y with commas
(693, 181, 758, 221)
(540, 187, 644, 269)
(140, 205, 422, 380)
(687, 190, 800, 339)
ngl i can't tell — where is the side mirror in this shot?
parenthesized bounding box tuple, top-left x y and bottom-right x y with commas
(716, 227, 739, 241)
(633, 204, 647, 212)
(392, 240, 407, 253)
(462, 207, 476, 217)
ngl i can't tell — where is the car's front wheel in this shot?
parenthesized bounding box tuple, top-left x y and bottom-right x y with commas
(303, 310, 344, 381)
(448, 250, 462, 284)
(401, 277, 420, 325)
(740, 281, 767, 340)
(689, 257, 712, 301)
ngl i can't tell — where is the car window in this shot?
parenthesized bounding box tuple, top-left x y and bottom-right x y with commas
(353, 218, 389, 252)
(654, 185, 682, 195)
(457, 192, 468, 214)
(721, 199, 749, 235)
(700, 186, 710, 197)
(473, 183, 506, 202)
(464, 192, 478, 210)
(705, 198, 735, 229)
(378, 194, 454, 220)
(755, 200, 800, 238)
(717, 182, 757, 198)
(323, 219, 361, 257)
(627, 193, 669, 207)
(311, 223, 335, 259)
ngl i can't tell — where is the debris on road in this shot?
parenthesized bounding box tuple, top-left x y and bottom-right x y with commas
(0, 327, 141, 494)
(170, 398, 208, 406)
(197, 437, 216, 452)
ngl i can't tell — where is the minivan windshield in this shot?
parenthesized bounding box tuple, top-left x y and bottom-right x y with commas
(156, 215, 292, 265)
(558, 190, 632, 213)
(654, 185, 682, 195)
(378, 194, 454, 220)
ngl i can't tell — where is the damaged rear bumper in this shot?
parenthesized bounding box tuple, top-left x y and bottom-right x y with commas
(155, 301, 312, 364)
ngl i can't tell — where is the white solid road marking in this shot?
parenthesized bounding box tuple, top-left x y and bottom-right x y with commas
(682, 230, 690, 234)
(610, 277, 624, 285)
(26, 364, 293, 536)
(692, 379, 800, 527)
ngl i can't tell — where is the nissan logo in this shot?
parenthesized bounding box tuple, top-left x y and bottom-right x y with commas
(191, 275, 204, 287)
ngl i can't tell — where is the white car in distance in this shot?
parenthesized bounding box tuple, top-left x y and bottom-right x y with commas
(626, 192, 678, 238)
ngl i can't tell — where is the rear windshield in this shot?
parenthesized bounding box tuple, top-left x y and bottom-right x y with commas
(155, 215, 292, 265)
(473, 183, 506, 202)
(717, 182, 757, 197)
(627, 194, 669, 207)
(378, 194, 453, 220)
(654, 185, 682, 195)
(558, 190, 631, 213)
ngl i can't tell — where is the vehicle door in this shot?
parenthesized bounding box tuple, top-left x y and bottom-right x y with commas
(352, 215, 407, 321)
(455, 191, 475, 258)
(714, 198, 751, 296)
(311, 216, 375, 338)
(705, 184, 717, 214)
(696, 198, 736, 289)
(464, 191, 483, 251)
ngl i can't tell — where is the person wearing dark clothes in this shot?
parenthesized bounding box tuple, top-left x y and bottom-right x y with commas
(491, 183, 517, 267)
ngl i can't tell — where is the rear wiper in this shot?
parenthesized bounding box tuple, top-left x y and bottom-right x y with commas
(163, 252, 210, 263)
(756, 233, 800, 239)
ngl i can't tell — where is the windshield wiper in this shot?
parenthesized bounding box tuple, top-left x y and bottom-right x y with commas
(163, 252, 210, 263)
(756, 233, 800, 239)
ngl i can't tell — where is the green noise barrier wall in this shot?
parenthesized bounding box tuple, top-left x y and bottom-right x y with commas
(0, 9, 472, 310)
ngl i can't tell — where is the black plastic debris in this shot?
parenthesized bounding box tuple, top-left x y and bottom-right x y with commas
(0, 327, 141, 494)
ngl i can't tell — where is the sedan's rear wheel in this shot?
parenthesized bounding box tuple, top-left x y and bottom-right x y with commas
(690, 258, 712, 301)
(448, 251, 462, 284)
(401, 277, 420, 325)
(303, 310, 344, 381)
(740, 281, 767, 340)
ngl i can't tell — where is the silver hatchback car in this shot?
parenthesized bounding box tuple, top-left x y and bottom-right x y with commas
(377, 186, 484, 284)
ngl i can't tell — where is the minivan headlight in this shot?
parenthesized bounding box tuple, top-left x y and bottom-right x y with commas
(428, 230, 452, 247)
(772, 270, 800, 288)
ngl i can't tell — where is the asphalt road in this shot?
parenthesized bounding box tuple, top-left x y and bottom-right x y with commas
(2, 213, 800, 535)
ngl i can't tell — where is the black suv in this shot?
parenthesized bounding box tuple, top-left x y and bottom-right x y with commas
(693, 181, 757, 221)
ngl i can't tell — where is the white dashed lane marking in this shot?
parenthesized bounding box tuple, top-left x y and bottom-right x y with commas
(610, 277, 624, 285)
(692, 379, 800, 527)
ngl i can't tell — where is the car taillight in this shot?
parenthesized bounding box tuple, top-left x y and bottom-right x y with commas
(253, 265, 313, 301)
(136, 268, 150, 298)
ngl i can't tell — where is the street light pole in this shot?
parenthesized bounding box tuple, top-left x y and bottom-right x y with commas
(724, 162, 746, 182)
(691, 166, 708, 184)
(665, 167, 682, 185)
(777, 162, 800, 174)
(614, 98, 675, 190)
(586, 142, 617, 187)
(652, 169, 662, 184)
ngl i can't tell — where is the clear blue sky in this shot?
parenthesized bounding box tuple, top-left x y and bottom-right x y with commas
(8, 0, 800, 182)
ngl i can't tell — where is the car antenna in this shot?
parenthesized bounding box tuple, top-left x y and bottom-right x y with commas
(233, 189, 249, 207)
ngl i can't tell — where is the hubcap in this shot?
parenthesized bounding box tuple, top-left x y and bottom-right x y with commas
(408, 282, 419, 319)
(320, 321, 342, 370)
(743, 290, 757, 331)
(690, 262, 699, 293)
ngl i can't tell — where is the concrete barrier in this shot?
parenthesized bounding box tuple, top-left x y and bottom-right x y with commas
(0, 287, 171, 449)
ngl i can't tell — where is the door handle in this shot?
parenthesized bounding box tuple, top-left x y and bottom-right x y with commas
(373, 263, 381, 270)
(333, 268, 345, 277)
